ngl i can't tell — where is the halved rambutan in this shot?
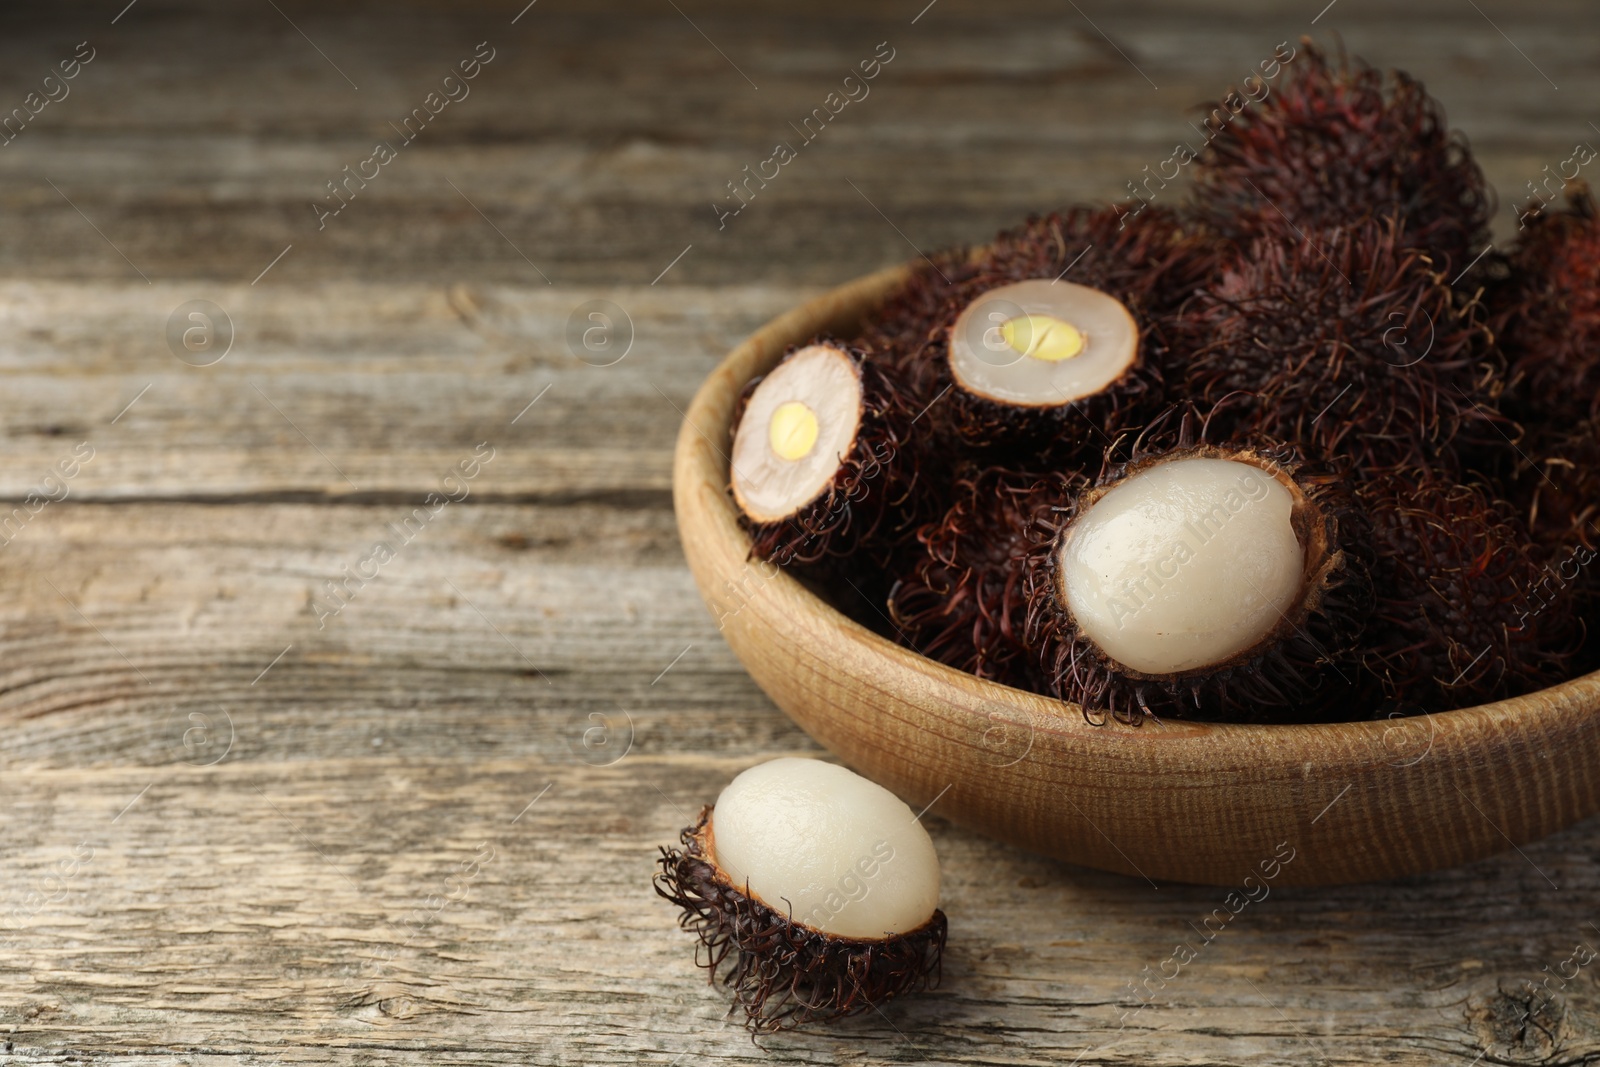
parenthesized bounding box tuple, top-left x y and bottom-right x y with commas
(1355, 470, 1584, 712)
(1179, 217, 1510, 477)
(1189, 37, 1492, 271)
(1493, 186, 1600, 425)
(858, 205, 1221, 461)
(937, 278, 1156, 459)
(1022, 418, 1373, 723)
(888, 466, 1083, 689)
(729, 340, 924, 566)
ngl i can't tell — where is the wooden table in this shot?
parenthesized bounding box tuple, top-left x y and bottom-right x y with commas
(2, 1, 1597, 1063)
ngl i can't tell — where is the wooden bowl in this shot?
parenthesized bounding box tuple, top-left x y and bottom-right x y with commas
(671, 262, 1600, 887)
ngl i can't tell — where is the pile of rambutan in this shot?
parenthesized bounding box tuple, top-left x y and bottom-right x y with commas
(723, 38, 1596, 724)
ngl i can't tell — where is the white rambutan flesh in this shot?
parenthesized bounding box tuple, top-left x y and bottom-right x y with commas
(710, 757, 941, 940)
(947, 278, 1138, 408)
(731, 344, 863, 524)
(1057, 456, 1305, 676)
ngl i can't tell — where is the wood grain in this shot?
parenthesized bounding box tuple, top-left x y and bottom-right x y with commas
(1, 0, 1598, 1063)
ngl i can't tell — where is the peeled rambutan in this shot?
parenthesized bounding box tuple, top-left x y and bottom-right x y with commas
(1493, 186, 1600, 425)
(1355, 470, 1584, 712)
(1021, 418, 1373, 723)
(858, 205, 1221, 460)
(1189, 37, 1492, 271)
(1179, 217, 1510, 477)
(729, 340, 923, 566)
(888, 466, 1083, 689)
(653, 758, 947, 1033)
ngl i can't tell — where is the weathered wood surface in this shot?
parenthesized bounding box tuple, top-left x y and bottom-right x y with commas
(0, 1, 1598, 1064)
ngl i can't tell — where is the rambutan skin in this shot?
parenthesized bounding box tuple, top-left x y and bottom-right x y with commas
(652, 808, 948, 1034)
(1022, 427, 1375, 724)
(1188, 37, 1492, 271)
(733, 341, 928, 568)
(1499, 416, 1600, 562)
(859, 205, 1222, 462)
(1492, 187, 1600, 426)
(888, 466, 1083, 689)
(1178, 217, 1511, 478)
(1355, 471, 1586, 712)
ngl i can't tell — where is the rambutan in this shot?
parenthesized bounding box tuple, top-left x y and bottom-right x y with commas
(653, 758, 947, 1033)
(1179, 217, 1510, 477)
(1021, 417, 1373, 723)
(1355, 470, 1584, 711)
(729, 340, 923, 566)
(1189, 37, 1492, 271)
(888, 466, 1083, 688)
(1493, 186, 1600, 425)
(858, 205, 1221, 461)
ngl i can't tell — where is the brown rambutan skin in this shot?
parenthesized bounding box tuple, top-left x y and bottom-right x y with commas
(1355, 471, 1585, 713)
(1492, 187, 1600, 426)
(734, 341, 927, 568)
(1178, 217, 1511, 479)
(1022, 421, 1375, 724)
(888, 466, 1083, 689)
(1188, 37, 1491, 272)
(858, 204, 1222, 462)
(652, 808, 948, 1034)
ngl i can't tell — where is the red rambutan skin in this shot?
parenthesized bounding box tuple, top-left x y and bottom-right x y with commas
(858, 205, 1222, 462)
(1188, 37, 1492, 272)
(1493, 187, 1600, 426)
(1356, 471, 1585, 712)
(1179, 217, 1511, 479)
(1021, 412, 1375, 724)
(888, 466, 1083, 689)
(733, 340, 928, 568)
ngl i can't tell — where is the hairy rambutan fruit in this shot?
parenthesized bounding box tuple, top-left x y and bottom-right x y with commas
(1022, 424, 1373, 723)
(1504, 425, 1600, 679)
(857, 205, 1220, 458)
(653, 757, 947, 1033)
(730, 341, 922, 566)
(1189, 37, 1491, 270)
(1493, 186, 1600, 425)
(1180, 217, 1509, 477)
(888, 466, 1084, 688)
(1356, 470, 1584, 712)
